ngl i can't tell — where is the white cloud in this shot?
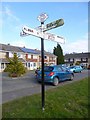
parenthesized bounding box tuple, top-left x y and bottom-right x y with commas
(61, 34, 88, 54)
(4, 6, 20, 22)
(0, 5, 20, 28)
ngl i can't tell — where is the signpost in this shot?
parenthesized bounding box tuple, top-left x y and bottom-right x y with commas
(20, 13, 64, 111)
(22, 26, 43, 38)
(36, 18, 64, 32)
(43, 32, 65, 44)
(44, 18, 64, 31)
(21, 25, 65, 44)
(37, 13, 49, 111)
(20, 31, 29, 37)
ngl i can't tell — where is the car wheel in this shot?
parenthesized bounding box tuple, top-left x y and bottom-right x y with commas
(70, 74, 74, 80)
(53, 77, 59, 86)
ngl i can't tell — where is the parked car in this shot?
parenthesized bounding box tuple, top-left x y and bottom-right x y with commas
(36, 65, 74, 86)
(68, 65, 83, 73)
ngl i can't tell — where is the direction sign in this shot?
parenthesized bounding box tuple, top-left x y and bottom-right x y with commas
(22, 26, 65, 44)
(22, 26, 43, 38)
(20, 31, 30, 37)
(36, 19, 64, 32)
(43, 32, 65, 44)
(44, 19, 64, 31)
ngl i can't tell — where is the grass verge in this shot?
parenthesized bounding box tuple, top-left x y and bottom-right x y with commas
(2, 77, 89, 118)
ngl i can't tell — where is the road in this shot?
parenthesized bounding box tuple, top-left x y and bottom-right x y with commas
(1, 69, 90, 104)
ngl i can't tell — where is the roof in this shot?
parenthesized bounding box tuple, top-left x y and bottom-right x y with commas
(0, 44, 22, 52)
(20, 47, 40, 54)
(44, 51, 57, 57)
(64, 52, 90, 59)
(0, 43, 56, 57)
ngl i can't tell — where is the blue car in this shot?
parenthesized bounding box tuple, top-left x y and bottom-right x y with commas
(68, 65, 83, 73)
(36, 65, 74, 86)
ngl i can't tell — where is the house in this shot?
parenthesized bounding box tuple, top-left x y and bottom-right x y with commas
(64, 52, 90, 67)
(0, 43, 57, 72)
(18, 47, 57, 70)
(0, 43, 26, 72)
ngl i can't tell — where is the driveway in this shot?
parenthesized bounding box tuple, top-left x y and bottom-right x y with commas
(1, 69, 90, 104)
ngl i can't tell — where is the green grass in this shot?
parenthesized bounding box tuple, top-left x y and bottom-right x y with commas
(2, 78, 89, 118)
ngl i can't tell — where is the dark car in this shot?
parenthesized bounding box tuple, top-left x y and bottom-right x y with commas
(36, 65, 74, 86)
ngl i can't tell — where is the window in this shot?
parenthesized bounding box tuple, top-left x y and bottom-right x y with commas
(31, 55, 33, 59)
(44, 66, 54, 72)
(61, 66, 67, 71)
(86, 58, 88, 62)
(50, 57, 54, 60)
(65, 59, 68, 62)
(58, 67, 62, 71)
(70, 58, 73, 62)
(33, 55, 37, 59)
(30, 63, 32, 67)
(26, 63, 27, 67)
(28, 63, 30, 67)
(6, 52, 9, 58)
(54, 66, 62, 72)
(1, 63, 4, 69)
(34, 63, 36, 67)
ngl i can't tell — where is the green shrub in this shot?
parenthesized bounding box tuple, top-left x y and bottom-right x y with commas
(5, 53, 26, 77)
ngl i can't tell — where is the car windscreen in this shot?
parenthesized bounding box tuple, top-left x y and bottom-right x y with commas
(61, 66, 67, 71)
(44, 66, 54, 72)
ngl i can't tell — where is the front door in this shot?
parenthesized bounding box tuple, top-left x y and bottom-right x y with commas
(30, 62, 33, 70)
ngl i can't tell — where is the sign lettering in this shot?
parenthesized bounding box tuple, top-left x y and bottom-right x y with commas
(21, 26, 65, 44)
(36, 19, 64, 32)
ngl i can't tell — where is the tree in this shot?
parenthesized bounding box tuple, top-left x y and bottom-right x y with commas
(53, 43, 64, 65)
(5, 53, 26, 77)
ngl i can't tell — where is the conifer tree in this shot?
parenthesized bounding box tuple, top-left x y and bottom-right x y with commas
(5, 53, 26, 77)
(53, 44, 64, 65)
